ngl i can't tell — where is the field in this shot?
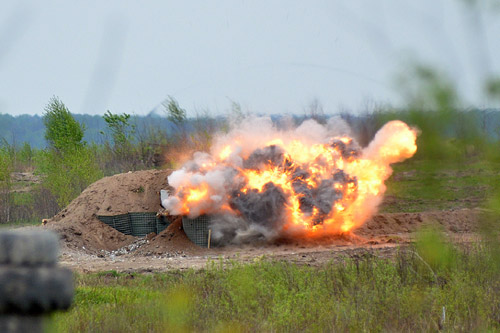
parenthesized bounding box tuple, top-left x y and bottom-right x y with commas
(48, 247, 500, 332)
(39, 159, 500, 332)
(3, 107, 500, 331)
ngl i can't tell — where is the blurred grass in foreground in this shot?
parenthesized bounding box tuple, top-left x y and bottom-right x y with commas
(48, 239, 500, 332)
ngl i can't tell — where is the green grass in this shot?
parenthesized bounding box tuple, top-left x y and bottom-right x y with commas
(381, 159, 500, 212)
(48, 235, 500, 332)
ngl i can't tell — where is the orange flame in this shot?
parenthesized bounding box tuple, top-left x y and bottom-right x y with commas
(167, 120, 418, 238)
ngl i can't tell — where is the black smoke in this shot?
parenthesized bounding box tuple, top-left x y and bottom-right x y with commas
(207, 139, 361, 245)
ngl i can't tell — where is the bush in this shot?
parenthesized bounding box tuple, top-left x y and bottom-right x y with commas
(37, 146, 102, 208)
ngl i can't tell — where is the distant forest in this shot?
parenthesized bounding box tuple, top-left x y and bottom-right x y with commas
(0, 113, 184, 148)
(1, 108, 500, 148)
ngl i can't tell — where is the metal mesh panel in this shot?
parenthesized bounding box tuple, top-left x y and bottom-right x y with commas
(97, 215, 115, 228)
(111, 214, 133, 235)
(98, 213, 172, 237)
(156, 216, 170, 234)
(98, 214, 132, 235)
(182, 215, 210, 247)
(129, 212, 157, 237)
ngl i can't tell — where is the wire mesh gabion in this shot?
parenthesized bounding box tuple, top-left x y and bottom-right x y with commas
(182, 215, 211, 247)
(156, 216, 170, 234)
(97, 212, 171, 237)
(97, 213, 133, 235)
(129, 212, 158, 237)
(98, 213, 211, 246)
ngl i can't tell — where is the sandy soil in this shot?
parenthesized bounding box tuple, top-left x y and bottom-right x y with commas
(58, 231, 481, 273)
(35, 169, 483, 273)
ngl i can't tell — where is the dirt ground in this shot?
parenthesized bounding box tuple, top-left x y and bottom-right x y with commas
(34, 169, 483, 273)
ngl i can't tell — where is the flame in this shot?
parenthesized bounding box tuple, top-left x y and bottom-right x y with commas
(219, 145, 232, 160)
(186, 186, 208, 203)
(166, 119, 418, 239)
(178, 184, 211, 217)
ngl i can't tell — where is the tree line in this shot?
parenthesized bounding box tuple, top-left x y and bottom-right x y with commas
(1, 88, 500, 224)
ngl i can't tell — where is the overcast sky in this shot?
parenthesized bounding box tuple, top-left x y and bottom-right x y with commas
(0, 0, 499, 117)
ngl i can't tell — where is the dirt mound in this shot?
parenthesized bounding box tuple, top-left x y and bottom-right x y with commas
(45, 169, 172, 253)
(134, 217, 205, 256)
(356, 208, 481, 237)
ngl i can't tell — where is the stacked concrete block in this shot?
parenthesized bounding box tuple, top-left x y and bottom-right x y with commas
(0, 230, 74, 333)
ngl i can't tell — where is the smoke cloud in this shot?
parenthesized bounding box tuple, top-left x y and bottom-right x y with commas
(164, 116, 417, 245)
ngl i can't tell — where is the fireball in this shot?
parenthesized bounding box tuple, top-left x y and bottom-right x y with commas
(165, 118, 417, 243)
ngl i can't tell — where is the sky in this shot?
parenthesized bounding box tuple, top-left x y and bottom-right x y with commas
(0, 0, 499, 117)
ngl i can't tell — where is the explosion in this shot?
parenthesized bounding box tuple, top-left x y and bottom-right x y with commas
(165, 117, 417, 244)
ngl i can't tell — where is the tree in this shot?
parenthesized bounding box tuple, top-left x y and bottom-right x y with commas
(101, 111, 138, 173)
(162, 96, 186, 126)
(227, 100, 246, 128)
(43, 97, 85, 153)
(0, 141, 13, 223)
(38, 97, 102, 208)
(17, 142, 34, 171)
(305, 98, 326, 124)
(102, 111, 135, 149)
